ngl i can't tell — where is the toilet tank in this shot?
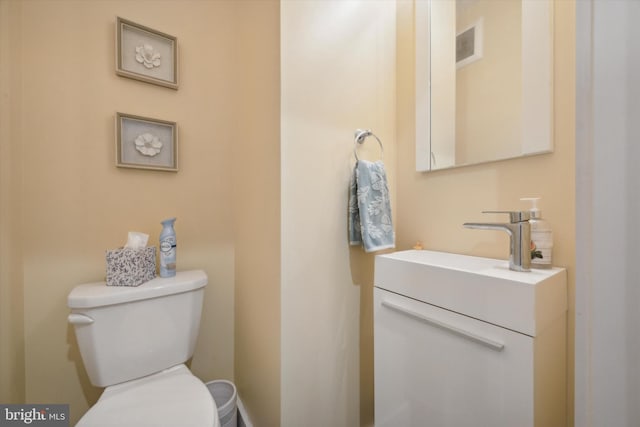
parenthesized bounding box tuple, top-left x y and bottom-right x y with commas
(68, 270, 207, 387)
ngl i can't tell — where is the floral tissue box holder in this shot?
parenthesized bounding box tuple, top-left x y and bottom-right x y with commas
(105, 247, 156, 286)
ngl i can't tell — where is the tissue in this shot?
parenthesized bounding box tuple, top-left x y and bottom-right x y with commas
(124, 231, 149, 249)
(106, 231, 156, 286)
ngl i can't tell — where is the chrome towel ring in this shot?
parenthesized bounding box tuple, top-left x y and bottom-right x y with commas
(354, 129, 384, 161)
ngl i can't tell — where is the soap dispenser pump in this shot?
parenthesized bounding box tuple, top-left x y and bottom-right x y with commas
(521, 198, 553, 269)
(159, 217, 177, 277)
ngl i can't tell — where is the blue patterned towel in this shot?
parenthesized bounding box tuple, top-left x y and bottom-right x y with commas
(349, 160, 395, 253)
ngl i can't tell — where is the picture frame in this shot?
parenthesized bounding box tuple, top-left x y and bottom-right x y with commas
(116, 17, 178, 89)
(116, 112, 178, 172)
(456, 18, 484, 69)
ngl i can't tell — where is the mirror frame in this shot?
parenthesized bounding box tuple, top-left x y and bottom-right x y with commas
(415, 0, 554, 172)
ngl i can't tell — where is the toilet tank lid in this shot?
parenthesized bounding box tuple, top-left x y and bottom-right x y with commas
(68, 270, 208, 309)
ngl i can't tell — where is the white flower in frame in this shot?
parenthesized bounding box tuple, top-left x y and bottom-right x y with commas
(134, 133, 163, 156)
(135, 44, 161, 69)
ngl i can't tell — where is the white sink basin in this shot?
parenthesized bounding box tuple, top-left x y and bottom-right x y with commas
(374, 250, 567, 336)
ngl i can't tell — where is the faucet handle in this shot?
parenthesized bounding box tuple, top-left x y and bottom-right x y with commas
(481, 210, 531, 223)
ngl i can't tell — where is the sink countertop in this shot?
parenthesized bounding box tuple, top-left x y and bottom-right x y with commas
(374, 250, 567, 336)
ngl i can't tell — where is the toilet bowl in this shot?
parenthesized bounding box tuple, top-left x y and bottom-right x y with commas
(68, 270, 219, 426)
(76, 365, 217, 427)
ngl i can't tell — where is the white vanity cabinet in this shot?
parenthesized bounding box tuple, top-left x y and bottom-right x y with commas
(373, 250, 567, 427)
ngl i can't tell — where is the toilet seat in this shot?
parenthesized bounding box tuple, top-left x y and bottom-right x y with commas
(77, 364, 219, 427)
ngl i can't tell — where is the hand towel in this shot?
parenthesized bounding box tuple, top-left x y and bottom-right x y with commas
(349, 160, 395, 252)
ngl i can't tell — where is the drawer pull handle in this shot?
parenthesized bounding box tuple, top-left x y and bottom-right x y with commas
(381, 300, 505, 351)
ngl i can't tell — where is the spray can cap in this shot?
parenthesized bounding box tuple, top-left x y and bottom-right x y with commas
(520, 197, 541, 219)
(161, 217, 176, 226)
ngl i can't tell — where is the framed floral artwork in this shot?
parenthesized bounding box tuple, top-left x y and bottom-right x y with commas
(116, 17, 178, 89)
(116, 112, 178, 172)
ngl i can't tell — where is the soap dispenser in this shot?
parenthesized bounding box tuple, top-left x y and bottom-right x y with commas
(159, 217, 177, 277)
(521, 198, 553, 269)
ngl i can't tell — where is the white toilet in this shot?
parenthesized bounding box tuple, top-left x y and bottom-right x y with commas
(67, 270, 220, 427)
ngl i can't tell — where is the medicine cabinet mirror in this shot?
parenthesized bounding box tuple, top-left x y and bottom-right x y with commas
(415, 0, 553, 171)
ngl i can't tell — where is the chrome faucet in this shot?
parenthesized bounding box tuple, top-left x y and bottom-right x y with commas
(463, 211, 531, 272)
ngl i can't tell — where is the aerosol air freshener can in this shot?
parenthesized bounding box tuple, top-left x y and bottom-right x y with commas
(159, 217, 177, 277)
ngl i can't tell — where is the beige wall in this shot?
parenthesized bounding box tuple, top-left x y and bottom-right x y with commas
(280, 2, 395, 426)
(0, 0, 25, 405)
(233, 1, 281, 426)
(1, 0, 236, 424)
(397, 1, 575, 426)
